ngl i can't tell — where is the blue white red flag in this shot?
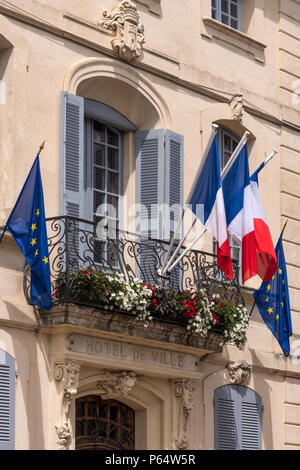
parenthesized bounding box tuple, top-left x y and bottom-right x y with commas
(189, 136, 233, 280)
(222, 144, 277, 284)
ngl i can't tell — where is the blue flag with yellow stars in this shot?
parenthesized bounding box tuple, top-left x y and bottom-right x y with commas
(252, 230, 292, 357)
(0, 155, 52, 310)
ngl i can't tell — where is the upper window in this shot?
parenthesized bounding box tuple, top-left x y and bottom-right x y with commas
(212, 0, 242, 31)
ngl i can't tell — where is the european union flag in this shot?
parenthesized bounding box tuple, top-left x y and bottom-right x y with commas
(0, 155, 52, 310)
(252, 229, 292, 357)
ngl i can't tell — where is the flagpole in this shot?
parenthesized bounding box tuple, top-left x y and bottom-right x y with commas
(164, 131, 250, 276)
(166, 228, 207, 274)
(264, 148, 278, 166)
(159, 124, 219, 277)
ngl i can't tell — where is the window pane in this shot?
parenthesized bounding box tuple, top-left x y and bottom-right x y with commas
(94, 122, 105, 143)
(221, 0, 229, 14)
(221, 13, 230, 25)
(94, 144, 105, 167)
(94, 191, 105, 216)
(231, 18, 238, 29)
(107, 128, 119, 146)
(94, 167, 106, 191)
(107, 195, 118, 218)
(231, 4, 238, 18)
(107, 147, 119, 170)
(108, 171, 118, 194)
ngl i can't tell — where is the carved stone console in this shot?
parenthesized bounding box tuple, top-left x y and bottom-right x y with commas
(226, 360, 251, 386)
(96, 370, 138, 399)
(174, 379, 195, 450)
(55, 360, 81, 450)
(100, 1, 145, 60)
(229, 93, 244, 121)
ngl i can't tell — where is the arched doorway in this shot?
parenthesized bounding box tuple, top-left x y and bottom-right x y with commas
(75, 395, 135, 450)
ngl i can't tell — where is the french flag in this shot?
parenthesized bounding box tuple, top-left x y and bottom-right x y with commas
(189, 136, 233, 280)
(222, 144, 277, 284)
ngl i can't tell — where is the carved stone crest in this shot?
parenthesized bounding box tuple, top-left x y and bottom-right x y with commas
(226, 360, 251, 386)
(55, 360, 81, 450)
(96, 370, 138, 399)
(100, 1, 145, 60)
(229, 93, 244, 121)
(174, 379, 195, 450)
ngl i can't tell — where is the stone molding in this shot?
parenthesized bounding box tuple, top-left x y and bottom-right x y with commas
(202, 17, 266, 64)
(55, 360, 81, 450)
(226, 360, 252, 386)
(96, 370, 138, 399)
(39, 303, 223, 354)
(100, 1, 145, 60)
(135, 0, 161, 16)
(174, 379, 195, 450)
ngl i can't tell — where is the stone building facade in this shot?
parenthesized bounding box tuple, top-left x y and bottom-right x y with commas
(0, 0, 299, 450)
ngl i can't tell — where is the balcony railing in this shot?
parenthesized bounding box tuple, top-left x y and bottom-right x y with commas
(23, 216, 244, 327)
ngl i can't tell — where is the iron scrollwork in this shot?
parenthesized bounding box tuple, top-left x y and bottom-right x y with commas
(23, 216, 244, 326)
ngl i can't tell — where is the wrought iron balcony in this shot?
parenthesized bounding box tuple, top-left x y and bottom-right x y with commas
(23, 216, 244, 331)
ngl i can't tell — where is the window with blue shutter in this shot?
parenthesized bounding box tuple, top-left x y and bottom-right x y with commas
(0, 350, 15, 450)
(214, 385, 262, 450)
(212, 0, 242, 31)
(136, 129, 184, 285)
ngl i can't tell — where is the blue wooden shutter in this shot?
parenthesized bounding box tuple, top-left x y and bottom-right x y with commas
(136, 129, 164, 238)
(240, 387, 262, 450)
(136, 130, 164, 283)
(60, 92, 84, 219)
(214, 385, 262, 450)
(60, 92, 85, 266)
(214, 385, 238, 450)
(165, 130, 184, 288)
(0, 350, 15, 450)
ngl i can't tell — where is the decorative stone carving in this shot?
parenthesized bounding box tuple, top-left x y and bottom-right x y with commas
(55, 360, 81, 450)
(96, 370, 138, 399)
(55, 423, 71, 450)
(227, 360, 251, 386)
(229, 93, 244, 120)
(100, 1, 145, 60)
(174, 379, 195, 450)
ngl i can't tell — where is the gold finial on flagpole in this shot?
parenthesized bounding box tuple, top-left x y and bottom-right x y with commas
(282, 220, 288, 236)
(38, 141, 45, 156)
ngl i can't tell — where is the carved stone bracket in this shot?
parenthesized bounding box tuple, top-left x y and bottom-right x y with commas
(96, 370, 138, 399)
(226, 360, 251, 386)
(99, 1, 145, 60)
(174, 379, 195, 450)
(229, 93, 244, 121)
(55, 360, 81, 450)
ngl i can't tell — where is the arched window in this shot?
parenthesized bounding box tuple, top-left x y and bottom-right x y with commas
(214, 385, 262, 450)
(75, 395, 135, 450)
(0, 350, 15, 450)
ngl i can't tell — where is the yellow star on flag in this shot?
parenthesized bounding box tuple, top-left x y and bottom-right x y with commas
(36, 209, 40, 216)
(35, 249, 38, 257)
(281, 302, 284, 308)
(267, 285, 271, 291)
(43, 256, 49, 264)
(31, 223, 37, 232)
(265, 297, 269, 302)
(276, 315, 279, 320)
(267, 307, 273, 315)
(30, 238, 37, 246)
(278, 268, 282, 275)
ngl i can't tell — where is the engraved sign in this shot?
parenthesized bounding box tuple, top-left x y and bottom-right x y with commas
(67, 334, 197, 371)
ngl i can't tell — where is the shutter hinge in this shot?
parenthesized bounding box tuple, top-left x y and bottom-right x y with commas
(15, 368, 18, 377)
